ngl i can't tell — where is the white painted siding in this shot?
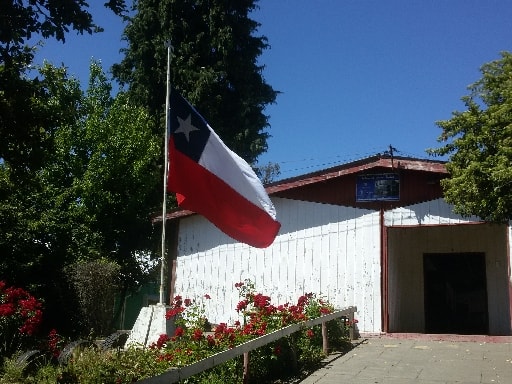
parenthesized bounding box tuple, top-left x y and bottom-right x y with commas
(384, 198, 482, 226)
(174, 197, 381, 333)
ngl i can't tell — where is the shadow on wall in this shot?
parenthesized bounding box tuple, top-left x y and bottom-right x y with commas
(178, 197, 375, 255)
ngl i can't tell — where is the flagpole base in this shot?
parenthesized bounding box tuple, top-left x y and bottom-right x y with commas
(125, 304, 174, 348)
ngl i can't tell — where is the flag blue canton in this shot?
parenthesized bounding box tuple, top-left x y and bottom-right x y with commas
(170, 90, 210, 163)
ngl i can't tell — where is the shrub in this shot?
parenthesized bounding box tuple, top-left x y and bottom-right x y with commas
(65, 259, 121, 336)
(0, 281, 43, 359)
(155, 279, 353, 382)
(1, 280, 355, 383)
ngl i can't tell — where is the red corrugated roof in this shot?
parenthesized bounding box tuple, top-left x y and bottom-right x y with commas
(156, 154, 447, 222)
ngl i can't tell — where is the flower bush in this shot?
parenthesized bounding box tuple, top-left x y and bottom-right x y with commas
(1, 280, 355, 383)
(0, 281, 43, 358)
(152, 279, 353, 383)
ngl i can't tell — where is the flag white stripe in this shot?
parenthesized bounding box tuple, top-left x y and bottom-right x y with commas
(198, 125, 277, 220)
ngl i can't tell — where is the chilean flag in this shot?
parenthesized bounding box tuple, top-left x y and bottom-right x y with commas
(167, 90, 281, 248)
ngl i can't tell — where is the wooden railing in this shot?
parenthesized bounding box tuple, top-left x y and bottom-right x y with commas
(137, 306, 357, 384)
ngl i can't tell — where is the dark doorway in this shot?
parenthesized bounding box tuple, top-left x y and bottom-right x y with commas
(423, 253, 489, 334)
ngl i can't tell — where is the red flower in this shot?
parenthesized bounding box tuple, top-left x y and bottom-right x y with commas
(157, 353, 174, 362)
(214, 323, 229, 338)
(174, 327, 184, 337)
(273, 345, 281, 355)
(253, 293, 271, 309)
(19, 310, 42, 335)
(172, 295, 183, 307)
(0, 303, 15, 317)
(234, 282, 244, 288)
(306, 329, 314, 338)
(47, 329, 62, 358)
(155, 334, 171, 349)
(236, 300, 248, 312)
(192, 328, 203, 341)
(165, 306, 185, 319)
(204, 294, 211, 299)
(206, 335, 216, 347)
(184, 298, 192, 307)
(0, 282, 43, 336)
(319, 307, 332, 315)
(242, 323, 254, 335)
(297, 295, 309, 307)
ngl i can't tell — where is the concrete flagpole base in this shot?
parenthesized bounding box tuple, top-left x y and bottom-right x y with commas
(125, 304, 174, 348)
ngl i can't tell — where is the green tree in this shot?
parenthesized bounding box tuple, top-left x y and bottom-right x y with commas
(112, 0, 278, 164)
(256, 161, 281, 184)
(0, 63, 86, 334)
(429, 51, 512, 221)
(0, 0, 126, 171)
(0, 62, 161, 335)
(74, 61, 161, 287)
(52, 62, 161, 334)
(0, 1, 163, 335)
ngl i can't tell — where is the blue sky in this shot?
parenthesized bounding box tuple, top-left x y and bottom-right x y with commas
(33, 0, 512, 178)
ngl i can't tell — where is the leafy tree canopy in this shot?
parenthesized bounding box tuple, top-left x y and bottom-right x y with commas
(429, 51, 512, 221)
(0, 0, 126, 172)
(0, 61, 161, 334)
(113, 0, 278, 165)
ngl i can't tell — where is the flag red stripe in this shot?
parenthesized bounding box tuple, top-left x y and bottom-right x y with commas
(169, 139, 281, 248)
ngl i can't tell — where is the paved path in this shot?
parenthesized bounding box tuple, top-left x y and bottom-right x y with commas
(299, 336, 512, 384)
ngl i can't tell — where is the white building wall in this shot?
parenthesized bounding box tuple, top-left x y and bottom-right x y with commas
(385, 198, 511, 335)
(174, 197, 382, 333)
(384, 198, 482, 226)
(175, 197, 511, 335)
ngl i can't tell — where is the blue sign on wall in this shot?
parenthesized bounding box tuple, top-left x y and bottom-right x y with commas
(356, 173, 400, 202)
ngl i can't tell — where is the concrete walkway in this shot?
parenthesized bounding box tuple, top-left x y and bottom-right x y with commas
(299, 335, 512, 384)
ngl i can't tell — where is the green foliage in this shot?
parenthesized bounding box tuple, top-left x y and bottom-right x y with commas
(1, 281, 354, 383)
(1, 61, 161, 335)
(113, 0, 278, 164)
(65, 260, 122, 336)
(429, 51, 512, 221)
(0, 0, 125, 171)
(0, 355, 26, 384)
(157, 280, 353, 383)
(255, 161, 281, 184)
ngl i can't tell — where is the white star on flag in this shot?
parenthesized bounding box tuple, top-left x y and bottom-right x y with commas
(175, 114, 200, 141)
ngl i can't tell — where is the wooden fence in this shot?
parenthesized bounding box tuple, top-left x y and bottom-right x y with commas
(137, 306, 357, 384)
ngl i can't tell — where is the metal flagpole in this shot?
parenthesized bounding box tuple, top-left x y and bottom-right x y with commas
(160, 41, 173, 305)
